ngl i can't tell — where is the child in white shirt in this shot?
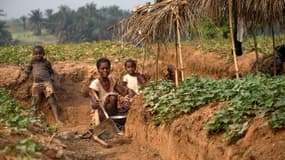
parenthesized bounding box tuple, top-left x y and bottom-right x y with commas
(123, 59, 147, 95)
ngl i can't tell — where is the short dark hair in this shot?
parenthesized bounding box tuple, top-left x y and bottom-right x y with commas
(124, 59, 136, 68)
(96, 58, 111, 69)
(34, 45, 45, 54)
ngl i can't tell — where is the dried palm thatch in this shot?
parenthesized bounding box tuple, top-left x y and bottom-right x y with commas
(237, 0, 285, 26)
(113, 0, 201, 45)
(201, 0, 285, 27)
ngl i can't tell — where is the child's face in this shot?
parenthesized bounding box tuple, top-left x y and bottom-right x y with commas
(34, 48, 44, 60)
(125, 62, 136, 75)
(98, 62, 110, 78)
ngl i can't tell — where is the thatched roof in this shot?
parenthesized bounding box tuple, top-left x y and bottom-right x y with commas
(113, 0, 200, 45)
(201, 0, 285, 28)
(113, 0, 285, 45)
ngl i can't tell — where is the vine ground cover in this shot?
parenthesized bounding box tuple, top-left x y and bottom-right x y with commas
(143, 74, 285, 141)
(0, 88, 57, 159)
(0, 88, 36, 131)
(0, 41, 142, 65)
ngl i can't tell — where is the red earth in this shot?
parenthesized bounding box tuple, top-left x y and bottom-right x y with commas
(0, 45, 284, 160)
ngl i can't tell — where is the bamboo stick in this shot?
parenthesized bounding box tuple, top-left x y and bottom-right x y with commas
(176, 19, 185, 81)
(174, 24, 179, 87)
(228, 0, 240, 79)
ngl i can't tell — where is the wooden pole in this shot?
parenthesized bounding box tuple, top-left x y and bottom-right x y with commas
(176, 19, 185, 81)
(252, 30, 259, 72)
(141, 46, 147, 75)
(272, 27, 276, 48)
(174, 24, 179, 87)
(272, 27, 276, 76)
(228, 0, 240, 79)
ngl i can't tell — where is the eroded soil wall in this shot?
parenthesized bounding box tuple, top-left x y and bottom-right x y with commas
(126, 97, 285, 160)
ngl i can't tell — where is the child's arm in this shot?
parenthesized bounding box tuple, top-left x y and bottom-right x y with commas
(46, 60, 55, 82)
(122, 75, 128, 86)
(127, 88, 136, 98)
(23, 61, 33, 80)
(137, 73, 147, 85)
(89, 89, 100, 109)
(115, 82, 136, 98)
(25, 65, 32, 74)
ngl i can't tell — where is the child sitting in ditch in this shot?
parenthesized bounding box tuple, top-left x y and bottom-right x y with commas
(122, 59, 147, 95)
(25, 45, 63, 125)
(89, 58, 135, 126)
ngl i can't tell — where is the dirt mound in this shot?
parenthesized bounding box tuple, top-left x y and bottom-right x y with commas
(158, 45, 261, 79)
(126, 96, 285, 160)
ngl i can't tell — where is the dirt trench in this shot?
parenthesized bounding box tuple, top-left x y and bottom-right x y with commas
(0, 45, 282, 160)
(0, 60, 163, 160)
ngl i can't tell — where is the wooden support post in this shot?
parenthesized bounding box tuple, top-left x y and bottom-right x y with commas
(228, 0, 240, 79)
(252, 31, 259, 72)
(176, 19, 185, 81)
(272, 27, 276, 76)
(174, 25, 179, 87)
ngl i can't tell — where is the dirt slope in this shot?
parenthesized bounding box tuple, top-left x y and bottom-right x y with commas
(126, 97, 285, 160)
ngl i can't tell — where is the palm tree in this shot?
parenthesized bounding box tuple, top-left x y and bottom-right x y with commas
(0, 10, 12, 46)
(57, 5, 73, 42)
(20, 16, 27, 30)
(45, 9, 53, 18)
(44, 9, 54, 33)
(78, 3, 97, 18)
(29, 9, 43, 35)
(41, 4, 130, 42)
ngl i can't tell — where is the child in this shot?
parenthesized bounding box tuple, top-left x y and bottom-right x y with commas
(89, 58, 135, 125)
(25, 45, 63, 124)
(123, 59, 147, 95)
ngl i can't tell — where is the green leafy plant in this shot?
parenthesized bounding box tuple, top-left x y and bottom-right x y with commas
(4, 137, 41, 159)
(143, 74, 285, 141)
(44, 124, 59, 134)
(0, 88, 38, 132)
(0, 41, 142, 65)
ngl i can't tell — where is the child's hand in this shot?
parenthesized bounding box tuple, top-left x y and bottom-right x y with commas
(125, 95, 130, 101)
(91, 100, 100, 109)
(137, 74, 147, 84)
(121, 96, 131, 107)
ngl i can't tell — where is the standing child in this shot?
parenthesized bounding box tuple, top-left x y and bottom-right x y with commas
(25, 45, 63, 124)
(123, 59, 147, 95)
(89, 58, 135, 126)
